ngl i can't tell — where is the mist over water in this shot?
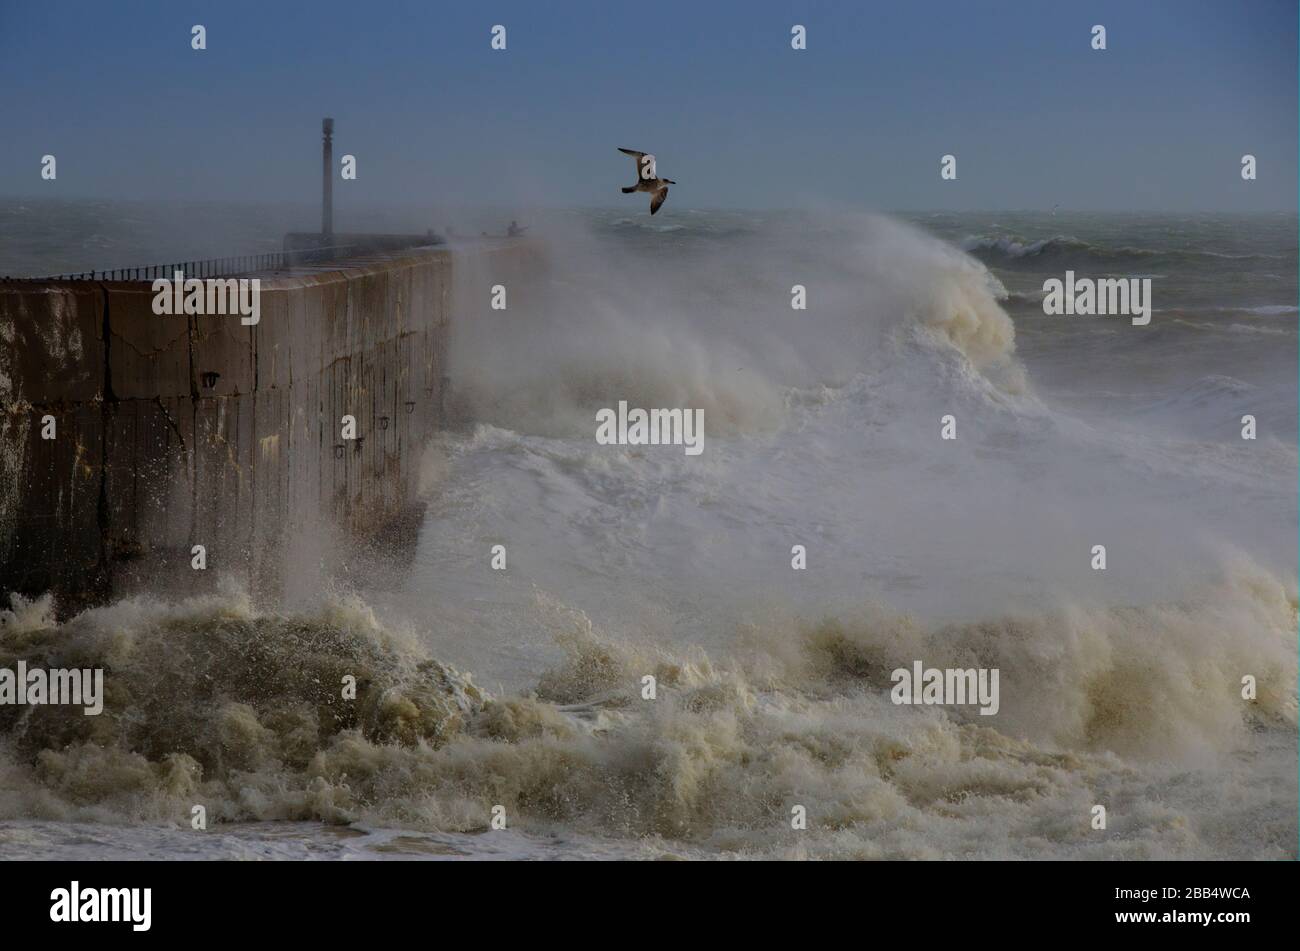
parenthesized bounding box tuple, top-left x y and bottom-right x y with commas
(1, 204, 1295, 859)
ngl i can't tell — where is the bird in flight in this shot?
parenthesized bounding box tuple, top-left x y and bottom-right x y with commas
(618, 148, 676, 215)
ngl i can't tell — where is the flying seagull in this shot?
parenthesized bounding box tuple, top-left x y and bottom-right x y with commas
(618, 148, 676, 215)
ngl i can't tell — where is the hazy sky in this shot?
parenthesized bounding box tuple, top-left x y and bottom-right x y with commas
(1, 0, 1295, 211)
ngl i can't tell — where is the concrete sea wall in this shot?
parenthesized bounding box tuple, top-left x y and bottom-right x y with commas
(0, 242, 539, 614)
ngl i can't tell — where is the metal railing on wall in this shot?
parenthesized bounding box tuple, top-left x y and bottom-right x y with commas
(1, 244, 366, 282)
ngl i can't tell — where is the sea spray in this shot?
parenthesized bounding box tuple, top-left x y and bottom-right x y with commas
(447, 211, 1027, 439)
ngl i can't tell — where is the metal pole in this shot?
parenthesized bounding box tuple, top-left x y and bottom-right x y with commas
(322, 117, 334, 238)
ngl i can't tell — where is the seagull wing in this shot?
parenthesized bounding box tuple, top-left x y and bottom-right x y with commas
(618, 148, 655, 181)
(650, 185, 669, 215)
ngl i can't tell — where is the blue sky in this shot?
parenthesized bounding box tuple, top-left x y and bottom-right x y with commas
(0, 0, 1295, 210)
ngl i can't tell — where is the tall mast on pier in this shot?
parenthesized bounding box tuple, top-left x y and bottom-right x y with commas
(322, 117, 334, 238)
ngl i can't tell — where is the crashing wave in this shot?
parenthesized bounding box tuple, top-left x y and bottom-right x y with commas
(1, 558, 1294, 858)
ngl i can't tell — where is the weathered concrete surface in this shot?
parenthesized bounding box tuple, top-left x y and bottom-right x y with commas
(0, 241, 543, 614)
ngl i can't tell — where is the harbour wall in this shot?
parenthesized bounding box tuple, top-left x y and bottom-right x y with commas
(0, 241, 541, 614)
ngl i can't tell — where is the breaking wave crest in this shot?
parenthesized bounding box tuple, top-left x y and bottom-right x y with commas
(448, 213, 1025, 439)
(961, 233, 1288, 269)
